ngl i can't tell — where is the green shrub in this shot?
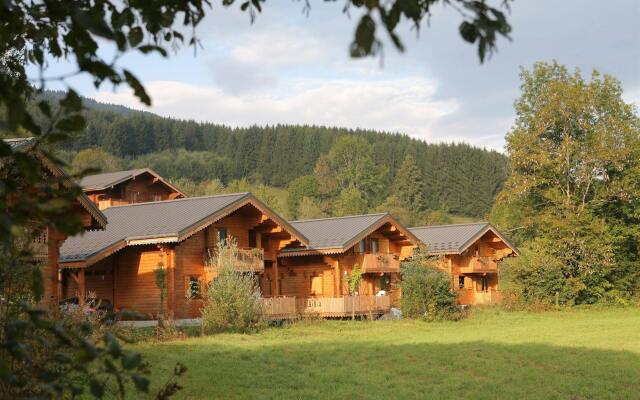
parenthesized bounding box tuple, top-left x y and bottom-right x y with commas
(400, 248, 463, 321)
(201, 240, 265, 333)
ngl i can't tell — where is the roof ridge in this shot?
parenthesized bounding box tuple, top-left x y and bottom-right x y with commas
(106, 192, 250, 209)
(291, 212, 388, 224)
(409, 221, 489, 229)
(82, 167, 146, 178)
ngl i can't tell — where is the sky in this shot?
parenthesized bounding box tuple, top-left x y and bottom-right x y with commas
(39, 0, 640, 152)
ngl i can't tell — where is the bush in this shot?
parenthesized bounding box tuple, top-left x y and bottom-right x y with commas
(400, 248, 463, 321)
(500, 241, 593, 307)
(201, 240, 265, 333)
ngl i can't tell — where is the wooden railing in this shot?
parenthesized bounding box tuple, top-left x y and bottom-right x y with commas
(473, 289, 501, 305)
(261, 295, 391, 319)
(209, 247, 265, 272)
(359, 253, 401, 273)
(236, 247, 265, 272)
(460, 256, 497, 274)
(262, 296, 297, 318)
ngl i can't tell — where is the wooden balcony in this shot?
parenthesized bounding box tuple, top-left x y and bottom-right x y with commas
(261, 295, 391, 319)
(459, 256, 498, 274)
(210, 247, 265, 272)
(31, 230, 49, 262)
(359, 253, 401, 273)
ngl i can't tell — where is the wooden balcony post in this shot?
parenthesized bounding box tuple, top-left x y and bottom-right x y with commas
(166, 246, 176, 317)
(334, 259, 341, 296)
(77, 268, 85, 306)
(274, 258, 280, 296)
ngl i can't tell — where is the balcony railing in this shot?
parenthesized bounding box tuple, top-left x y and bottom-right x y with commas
(209, 247, 265, 272)
(459, 256, 498, 274)
(261, 295, 391, 319)
(359, 253, 401, 273)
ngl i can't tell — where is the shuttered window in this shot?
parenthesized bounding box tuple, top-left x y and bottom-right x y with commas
(310, 275, 323, 296)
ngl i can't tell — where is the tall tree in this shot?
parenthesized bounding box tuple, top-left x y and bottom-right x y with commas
(493, 61, 640, 304)
(287, 175, 320, 219)
(318, 135, 388, 206)
(71, 147, 123, 175)
(333, 188, 368, 217)
(393, 154, 427, 212)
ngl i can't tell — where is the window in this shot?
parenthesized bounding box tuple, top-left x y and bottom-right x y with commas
(458, 276, 465, 289)
(217, 227, 228, 244)
(310, 275, 323, 296)
(480, 276, 489, 292)
(380, 274, 389, 291)
(371, 238, 379, 254)
(186, 276, 201, 299)
(357, 239, 366, 253)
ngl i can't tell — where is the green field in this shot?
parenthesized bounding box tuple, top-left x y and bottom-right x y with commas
(136, 308, 640, 399)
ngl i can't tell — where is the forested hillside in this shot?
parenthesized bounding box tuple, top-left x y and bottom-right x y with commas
(28, 93, 509, 222)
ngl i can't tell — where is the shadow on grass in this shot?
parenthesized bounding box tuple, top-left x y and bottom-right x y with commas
(141, 339, 640, 400)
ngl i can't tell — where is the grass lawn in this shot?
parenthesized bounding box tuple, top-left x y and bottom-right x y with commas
(136, 308, 640, 399)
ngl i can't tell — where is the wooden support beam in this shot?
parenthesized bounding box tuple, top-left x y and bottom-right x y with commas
(274, 258, 280, 296)
(166, 246, 176, 318)
(78, 268, 86, 306)
(334, 258, 341, 296)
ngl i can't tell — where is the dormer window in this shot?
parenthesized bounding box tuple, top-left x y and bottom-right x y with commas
(217, 227, 228, 244)
(357, 239, 366, 253)
(371, 238, 379, 254)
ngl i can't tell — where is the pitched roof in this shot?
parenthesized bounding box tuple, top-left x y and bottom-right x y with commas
(2, 138, 107, 229)
(60, 193, 308, 266)
(409, 222, 519, 255)
(3, 137, 37, 150)
(79, 168, 185, 197)
(284, 213, 420, 255)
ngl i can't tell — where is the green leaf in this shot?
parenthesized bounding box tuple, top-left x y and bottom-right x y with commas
(123, 70, 152, 106)
(129, 27, 143, 47)
(131, 374, 150, 392)
(138, 45, 168, 57)
(459, 21, 478, 43)
(60, 90, 83, 111)
(56, 115, 86, 132)
(122, 352, 142, 370)
(90, 379, 104, 398)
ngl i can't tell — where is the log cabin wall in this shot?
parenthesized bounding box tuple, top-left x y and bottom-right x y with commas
(63, 256, 115, 302)
(113, 246, 164, 317)
(276, 226, 412, 304)
(276, 255, 337, 298)
(72, 205, 293, 319)
(87, 173, 181, 210)
(437, 230, 512, 305)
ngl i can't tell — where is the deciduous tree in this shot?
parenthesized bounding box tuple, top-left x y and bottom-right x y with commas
(493, 61, 640, 304)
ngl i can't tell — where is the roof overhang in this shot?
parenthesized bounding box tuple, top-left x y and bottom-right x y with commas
(278, 214, 421, 258)
(82, 168, 186, 198)
(4, 138, 107, 230)
(424, 224, 520, 256)
(60, 192, 309, 268)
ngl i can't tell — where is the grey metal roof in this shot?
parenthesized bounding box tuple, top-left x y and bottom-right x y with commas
(289, 213, 390, 250)
(3, 138, 107, 229)
(79, 168, 185, 196)
(3, 137, 37, 150)
(60, 193, 250, 262)
(409, 222, 492, 254)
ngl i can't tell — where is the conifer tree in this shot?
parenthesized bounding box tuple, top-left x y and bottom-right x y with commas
(394, 154, 427, 212)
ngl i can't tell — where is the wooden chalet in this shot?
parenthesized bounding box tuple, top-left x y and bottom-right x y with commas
(270, 213, 420, 318)
(59, 193, 309, 319)
(409, 222, 519, 305)
(3, 138, 108, 305)
(79, 168, 185, 210)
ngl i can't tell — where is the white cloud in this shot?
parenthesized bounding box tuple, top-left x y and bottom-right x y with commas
(92, 78, 461, 143)
(230, 26, 324, 68)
